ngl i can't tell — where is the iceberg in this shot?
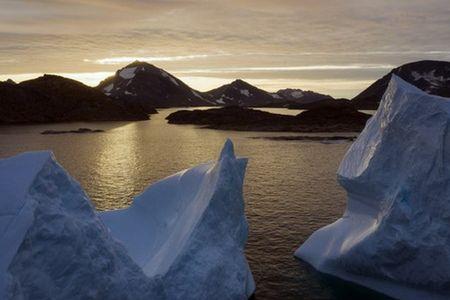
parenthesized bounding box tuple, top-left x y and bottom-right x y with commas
(0, 139, 254, 299)
(100, 139, 255, 299)
(295, 75, 450, 300)
(0, 151, 163, 300)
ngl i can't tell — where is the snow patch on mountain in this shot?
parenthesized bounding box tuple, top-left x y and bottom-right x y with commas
(192, 90, 203, 99)
(290, 90, 304, 98)
(240, 89, 251, 97)
(103, 83, 114, 92)
(161, 71, 179, 86)
(119, 67, 137, 79)
(271, 93, 282, 99)
(411, 70, 449, 91)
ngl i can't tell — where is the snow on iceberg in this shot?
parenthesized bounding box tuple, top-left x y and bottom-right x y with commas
(295, 75, 450, 300)
(100, 139, 255, 299)
(0, 139, 254, 299)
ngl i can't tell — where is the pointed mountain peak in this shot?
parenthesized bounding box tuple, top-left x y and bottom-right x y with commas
(230, 79, 251, 87)
(4, 79, 16, 85)
(124, 60, 158, 70)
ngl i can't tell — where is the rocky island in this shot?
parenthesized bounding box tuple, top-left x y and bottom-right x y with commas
(40, 128, 105, 135)
(166, 104, 371, 132)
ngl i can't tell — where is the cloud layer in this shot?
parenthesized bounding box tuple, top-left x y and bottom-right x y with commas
(1, 0, 449, 97)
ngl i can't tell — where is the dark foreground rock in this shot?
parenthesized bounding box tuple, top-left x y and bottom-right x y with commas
(41, 128, 105, 135)
(166, 106, 371, 132)
(0, 75, 150, 123)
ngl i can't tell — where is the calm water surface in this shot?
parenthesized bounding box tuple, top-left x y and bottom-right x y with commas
(0, 108, 384, 299)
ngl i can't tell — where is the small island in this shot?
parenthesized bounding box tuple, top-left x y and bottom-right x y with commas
(41, 128, 105, 135)
(166, 105, 371, 132)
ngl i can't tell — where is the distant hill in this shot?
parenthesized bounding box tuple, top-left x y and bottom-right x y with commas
(352, 60, 450, 109)
(204, 79, 276, 107)
(97, 61, 213, 111)
(0, 75, 148, 123)
(273, 88, 333, 104)
(204, 80, 337, 108)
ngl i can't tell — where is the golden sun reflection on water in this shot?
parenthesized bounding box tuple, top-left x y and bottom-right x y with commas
(92, 122, 141, 210)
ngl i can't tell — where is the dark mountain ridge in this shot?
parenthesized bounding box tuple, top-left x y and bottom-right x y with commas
(352, 60, 450, 109)
(0, 75, 148, 123)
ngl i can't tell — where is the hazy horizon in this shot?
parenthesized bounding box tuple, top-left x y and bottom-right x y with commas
(1, 0, 450, 98)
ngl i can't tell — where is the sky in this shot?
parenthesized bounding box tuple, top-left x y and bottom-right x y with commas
(0, 0, 449, 98)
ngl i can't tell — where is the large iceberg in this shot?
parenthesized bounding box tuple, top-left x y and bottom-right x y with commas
(0, 152, 163, 300)
(296, 75, 450, 300)
(0, 139, 254, 299)
(100, 139, 255, 299)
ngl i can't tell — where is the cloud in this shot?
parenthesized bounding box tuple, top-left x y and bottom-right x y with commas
(175, 64, 396, 74)
(1, 0, 449, 97)
(84, 54, 230, 65)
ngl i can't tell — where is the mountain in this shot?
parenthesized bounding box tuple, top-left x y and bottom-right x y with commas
(0, 75, 148, 123)
(204, 80, 335, 108)
(97, 61, 213, 110)
(204, 79, 276, 106)
(273, 88, 333, 104)
(3, 79, 16, 85)
(352, 60, 450, 109)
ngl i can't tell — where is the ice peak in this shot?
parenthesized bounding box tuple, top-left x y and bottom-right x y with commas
(219, 138, 235, 160)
